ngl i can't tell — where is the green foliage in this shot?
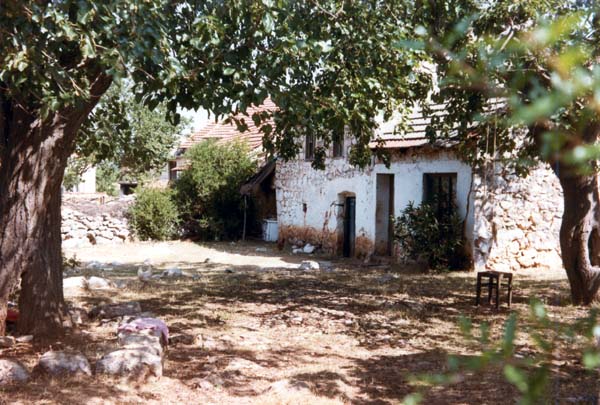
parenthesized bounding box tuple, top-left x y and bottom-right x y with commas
(77, 83, 188, 181)
(405, 301, 600, 405)
(128, 188, 179, 241)
(95, 162, 119, 196)
(173, 140, 256, 240)
(61, 254, 81, 270)
(0, 0, 430, 170)
(394, 202, 466, 271)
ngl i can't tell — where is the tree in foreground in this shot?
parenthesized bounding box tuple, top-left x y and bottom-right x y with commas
(0, 1, 419, 337)
(405, 1, 600, 303)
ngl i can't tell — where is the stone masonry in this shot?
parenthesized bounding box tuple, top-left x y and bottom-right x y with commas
(472, 162, 563, 271)
(61, 208, 131, 248)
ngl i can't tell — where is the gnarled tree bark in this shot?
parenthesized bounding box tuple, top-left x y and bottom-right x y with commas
(0, 74, 111, 338)
(553, 122, 600, 305)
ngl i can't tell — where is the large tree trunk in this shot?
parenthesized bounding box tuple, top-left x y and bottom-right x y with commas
(557, 170, 600, 305)
(0, 75, 110, 338)
(551, 120, 600, 305)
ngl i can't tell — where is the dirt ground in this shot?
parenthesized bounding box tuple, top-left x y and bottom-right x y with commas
(1, 241, 598, 404)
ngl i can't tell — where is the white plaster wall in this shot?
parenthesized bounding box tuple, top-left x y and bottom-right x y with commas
(276, 149, 475, 254)
(74, 166, 97, 194)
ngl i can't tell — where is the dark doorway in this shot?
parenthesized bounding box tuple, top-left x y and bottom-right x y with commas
(375, 174, 394, 255)
(343, 196, 356, 257)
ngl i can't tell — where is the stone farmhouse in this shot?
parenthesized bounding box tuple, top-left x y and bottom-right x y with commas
(275, 104, 564, 271)
(172, 99, 564, 271)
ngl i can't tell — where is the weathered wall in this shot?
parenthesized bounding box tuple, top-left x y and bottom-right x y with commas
(61, 208, 131, 248)
(472, 163, 563, 271)
(275, 149, 474, 258)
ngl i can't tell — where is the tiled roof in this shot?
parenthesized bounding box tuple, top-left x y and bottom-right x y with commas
(371, 100, 503, 150)
(179, 98, 277, 152)
(370, 103, 450, 150)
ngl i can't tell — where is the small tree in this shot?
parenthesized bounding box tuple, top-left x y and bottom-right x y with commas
(174, 140, 257, 240)
(128, 188, 179, 241)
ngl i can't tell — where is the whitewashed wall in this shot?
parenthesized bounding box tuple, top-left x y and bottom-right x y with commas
(275, 149, 475, 257)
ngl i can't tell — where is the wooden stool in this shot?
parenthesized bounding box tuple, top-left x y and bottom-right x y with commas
(475, 271, 513, 309)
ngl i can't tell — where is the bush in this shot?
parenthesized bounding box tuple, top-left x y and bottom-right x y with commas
(394, 201, 466, 270)
(128, 188, 179, 241)
(173, 140, 257, 240)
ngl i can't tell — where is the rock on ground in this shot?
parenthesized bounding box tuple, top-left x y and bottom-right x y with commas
(303, 243, 316, 254)
(95, 349, 163, 379)
(89, 301, 142, 319)
(118, 332, 164, 357)
(87, 276, 114, 290)
(161, 267, 182, 277)
(63, 276, 88, 295)
(0, 359, 30, 385)
(299, 260, 319, 270)
(38, 351, 91, 377)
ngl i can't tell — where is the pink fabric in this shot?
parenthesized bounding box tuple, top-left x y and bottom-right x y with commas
(118, 318, 169, 342)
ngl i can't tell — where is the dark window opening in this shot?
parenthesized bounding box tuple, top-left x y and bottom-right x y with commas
(423, 173, 457, 217)
(332, 131, 344, 158)
(305, 134, 315, 161)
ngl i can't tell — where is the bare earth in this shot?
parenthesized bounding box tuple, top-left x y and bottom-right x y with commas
(1, 241, 597, 404)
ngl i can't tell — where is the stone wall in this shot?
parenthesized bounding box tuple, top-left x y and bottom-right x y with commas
(61, 208, 131, 248)
(472, 163, 563, 271)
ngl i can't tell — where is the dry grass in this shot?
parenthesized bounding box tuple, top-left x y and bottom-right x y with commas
(1, 241, 598, 404)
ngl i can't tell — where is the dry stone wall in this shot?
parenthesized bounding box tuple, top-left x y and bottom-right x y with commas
(61, 208, 131, 248)
(472, 163, 563, 271)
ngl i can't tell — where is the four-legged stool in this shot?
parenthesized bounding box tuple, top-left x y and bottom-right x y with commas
(475, 271, 513, 309)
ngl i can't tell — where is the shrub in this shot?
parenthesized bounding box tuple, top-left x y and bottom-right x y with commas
(128, 187, 179, 241)
(394, 201, 466, 270)
(173, 140, 257, 240)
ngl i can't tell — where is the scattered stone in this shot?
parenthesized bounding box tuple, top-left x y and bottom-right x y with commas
(38, 351, 91, 377)
(255, 247, 267, 253)
(87, 276, 114, 290)
(0, 336, 15, 348)
(191, 274, 201, 281)
(137, 265, 153, 281)
(96, 349, 163, 379)
(0, 359, 29, 385)
(63, 276, 88, 295)
(15, 335, 33, 343)
(68, 307, 88, 325)
(161, 267, 182, 278)
(299, 260, 319, 270)
(225, 268, 235, 274)
(318, 261, 333, 269)
(90, 301, 142, 319)
(303, 243, 316, 254)
(292, 248, 303, 254)
(118, 317, 169, 345)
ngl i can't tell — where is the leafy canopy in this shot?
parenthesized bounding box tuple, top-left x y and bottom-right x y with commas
(404, 0, 600, 173)
(75, 83, 189, 181)
(1, 0, 430, 169)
